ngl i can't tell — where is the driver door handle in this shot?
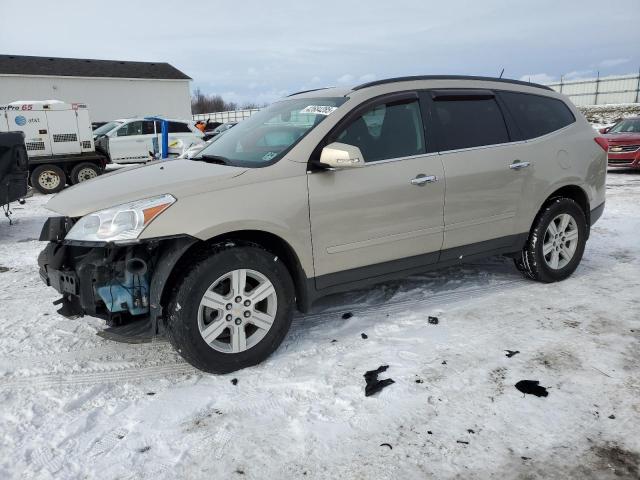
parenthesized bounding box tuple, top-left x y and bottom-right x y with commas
(509, 160, 530, 170)
(410, 174, 438, 186)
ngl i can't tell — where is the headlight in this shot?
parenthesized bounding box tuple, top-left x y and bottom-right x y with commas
(65, 194, 176, 243)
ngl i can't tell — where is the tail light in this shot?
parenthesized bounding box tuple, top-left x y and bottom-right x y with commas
(594, 137, 608, 152)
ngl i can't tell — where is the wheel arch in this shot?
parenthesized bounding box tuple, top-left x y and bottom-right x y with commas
(157, 230, 311, 325)
(536, 184, 592, 237)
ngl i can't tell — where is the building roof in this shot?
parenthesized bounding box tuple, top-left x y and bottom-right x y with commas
(0, 54, 191, 80)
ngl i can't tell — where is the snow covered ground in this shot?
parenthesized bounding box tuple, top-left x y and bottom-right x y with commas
(0, 171, 639, 480)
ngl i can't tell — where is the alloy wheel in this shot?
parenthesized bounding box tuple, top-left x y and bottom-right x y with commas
(197, 269, 277, 353)
(542, 213, 579, 270)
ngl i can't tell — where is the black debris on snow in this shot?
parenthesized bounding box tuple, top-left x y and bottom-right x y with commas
(361, 333, 368, 339)
(231, 378, 238, 386)
(515, 380, 549, 397)
(505, 350, 520, 358)
(428, 316, 439, 325)
(342, 312, 353, 320)
(364, 365, 395, 397)
(380, 443, 393, 450)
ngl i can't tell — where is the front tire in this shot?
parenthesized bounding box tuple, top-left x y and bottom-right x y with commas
(30, 165, 66, 194)
(515, 198, 587, 282)
(166, 245, 295, 374)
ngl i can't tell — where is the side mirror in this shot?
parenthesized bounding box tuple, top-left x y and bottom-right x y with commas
(599, 127, 610, 134)
(319, 142, 364, 169)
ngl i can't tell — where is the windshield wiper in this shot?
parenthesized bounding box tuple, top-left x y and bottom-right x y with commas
(197, 154, 230, 165)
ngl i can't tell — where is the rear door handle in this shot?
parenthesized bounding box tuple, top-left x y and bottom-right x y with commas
(509, 160, 530, 170)
(410, 174, 438, 186)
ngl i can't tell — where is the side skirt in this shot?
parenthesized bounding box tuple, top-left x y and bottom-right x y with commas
(302, 232, 529, 308)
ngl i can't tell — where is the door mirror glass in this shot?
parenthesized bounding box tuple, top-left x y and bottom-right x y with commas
(319, 142, 365, 168)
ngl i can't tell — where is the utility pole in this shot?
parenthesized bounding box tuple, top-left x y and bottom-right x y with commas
(594, 71, 600, 105)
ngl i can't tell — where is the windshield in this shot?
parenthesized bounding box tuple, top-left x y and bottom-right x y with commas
(93, 121, 123, 136)
(194, 97, 347, 166)
(609, 118, 640, 134)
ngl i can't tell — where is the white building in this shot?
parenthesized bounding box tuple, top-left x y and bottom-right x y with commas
(0, 54, 192, 122)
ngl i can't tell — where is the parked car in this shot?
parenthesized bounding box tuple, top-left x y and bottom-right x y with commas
(0, 131, 28, 209)
(600, 116, 640, 169)
(204, 122, 236, 140)
(38, 75, 606, 374)
(94, 118, 204, 163)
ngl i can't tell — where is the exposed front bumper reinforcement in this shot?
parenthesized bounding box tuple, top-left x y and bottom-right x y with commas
(37, 216, 197, 341)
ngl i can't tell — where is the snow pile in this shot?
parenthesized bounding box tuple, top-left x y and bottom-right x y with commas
(0, 174, 639, 479)
(579, 103, 640, 129)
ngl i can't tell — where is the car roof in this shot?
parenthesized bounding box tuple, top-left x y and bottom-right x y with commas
(116, 118, 193, 123)
(287, 75, 553, 100)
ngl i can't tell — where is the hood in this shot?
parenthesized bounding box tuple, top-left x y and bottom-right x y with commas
(603, 132, 640, 143)
(46, 159, 246, 217)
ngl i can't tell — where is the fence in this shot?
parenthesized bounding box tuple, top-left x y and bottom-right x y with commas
(546, 73, 640, 106)
(192, 108, 260, 124)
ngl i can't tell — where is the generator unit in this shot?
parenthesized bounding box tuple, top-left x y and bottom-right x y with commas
(0, 131, 29, 213)
(0, 100, 107, 194)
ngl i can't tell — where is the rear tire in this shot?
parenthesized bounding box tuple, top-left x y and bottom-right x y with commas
(166, 244, 295, 374)
(515, 198, 587, 282)
(70, 162, 101, 184)
(30, 165, 66, 194)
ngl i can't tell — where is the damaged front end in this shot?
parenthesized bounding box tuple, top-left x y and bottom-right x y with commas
(37, 216, 195, 335)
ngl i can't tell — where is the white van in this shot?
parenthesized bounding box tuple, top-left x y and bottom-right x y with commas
(94, 118, 204, 163)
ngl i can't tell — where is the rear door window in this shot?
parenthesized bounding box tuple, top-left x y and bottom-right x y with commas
(499, 92, 575, 139)
(335, 98, 425, 162)
(432, 97, 509, 151)
(168, 122, 192, 133)
(142, 121, 156, 135)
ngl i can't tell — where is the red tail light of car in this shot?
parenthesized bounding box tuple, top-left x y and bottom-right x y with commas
(594, 137, 609, 151)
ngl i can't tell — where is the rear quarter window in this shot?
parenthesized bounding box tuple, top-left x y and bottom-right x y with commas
(499, 92, 575, 139)
(432, 98, 510, 151)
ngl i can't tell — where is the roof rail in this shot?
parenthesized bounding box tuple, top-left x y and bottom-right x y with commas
(287, 86, 333, 97)
(353, 75, 553, 92)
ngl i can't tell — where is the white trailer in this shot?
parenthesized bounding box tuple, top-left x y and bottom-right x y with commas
(0, 100, 107, 193)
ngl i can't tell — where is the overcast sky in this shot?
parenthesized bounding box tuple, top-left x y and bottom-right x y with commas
(2, 0, 639, 105)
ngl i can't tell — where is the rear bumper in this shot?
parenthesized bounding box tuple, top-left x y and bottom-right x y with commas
(590, 201, 605, 227)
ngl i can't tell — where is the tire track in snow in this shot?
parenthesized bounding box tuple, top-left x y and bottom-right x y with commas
(0, 278, 530, 389)
(0, 362, 197, 390)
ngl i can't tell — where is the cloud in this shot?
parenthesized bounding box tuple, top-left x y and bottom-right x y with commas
(518, 73, 556, 84)
(336, 74, 355, 84)
(563, 70, 593, 80)
(598, 58, 629, 68)
(1, 0, 639, 105)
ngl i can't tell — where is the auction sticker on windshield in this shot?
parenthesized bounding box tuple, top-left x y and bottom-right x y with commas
(300, 105, 338, 115)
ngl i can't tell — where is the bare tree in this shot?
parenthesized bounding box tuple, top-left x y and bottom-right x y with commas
(191, 88, 241, 114)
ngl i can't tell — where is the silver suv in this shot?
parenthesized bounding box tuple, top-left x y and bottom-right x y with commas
(38, 76, 607, 373)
